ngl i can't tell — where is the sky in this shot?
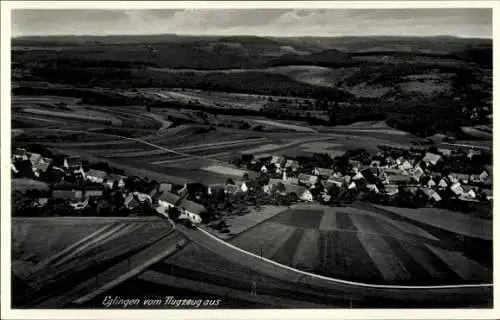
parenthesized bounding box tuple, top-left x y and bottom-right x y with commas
(11, 8, 493, 38)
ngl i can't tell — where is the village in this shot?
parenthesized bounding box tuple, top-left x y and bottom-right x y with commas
(11, 139, 493, 231)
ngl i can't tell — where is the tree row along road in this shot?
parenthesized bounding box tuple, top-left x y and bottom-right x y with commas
(18, 128, 493, 303)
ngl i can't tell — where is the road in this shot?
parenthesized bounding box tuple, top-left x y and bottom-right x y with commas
(173, 224, 492, 308)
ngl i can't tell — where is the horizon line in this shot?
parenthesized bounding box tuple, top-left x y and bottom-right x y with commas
(11, 33, 493, 40)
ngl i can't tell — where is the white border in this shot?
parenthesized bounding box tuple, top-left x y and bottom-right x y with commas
(1, 1, 498, 320)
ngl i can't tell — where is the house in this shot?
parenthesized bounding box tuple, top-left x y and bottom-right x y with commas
(285, 160, 300, 171)
(225, 184, 240, 195)
(86, 169, 108, 184)
(349, 160, 361, 172)
(124, 193, 141, 210)
(450, 182, 464, 196)
(260, 165, 268, 173)
(326, 176, 344, 188)
(461, 186, 477, 199)
(298, 173, 319, 187)
(178, 200, 206, 224)
(70, 197, 89, 210)
(420, 188, 442, 202)
(438, 177, 449, 189)
(207, 184, 225, 195)
(237, 181, 249, 193)
(398, 160, 413, 171)
(33, 158, 53, 173)
(29, 153, 43, 166)
(107, 174, 127, 189)
(384, 184, 399, 196)
(282, 184, 313, 202)
(347, 181, 357, 190)
(158, 191, 180, 209)
(438, 147, 452, 156)
(158, 183, 173, 192)
(469, 170, 490, 184)
(34, 198, 49, 208)
(134, 192, 152, 204)
(270, 155, 286, 168)
(467, 149, 482, 159)
(313, 167, 334, 178)
(422, 152, 442, 166)
(412, 166, 425, 182)
(367, 184, 380, 193)
(448, 173, 470, 184)
(423, 177, 436, 188)
(387, 174, 413, 185)
(351, 171, 364, 181)
(13, 148, 28, 161)
(66, 156, 82, 170)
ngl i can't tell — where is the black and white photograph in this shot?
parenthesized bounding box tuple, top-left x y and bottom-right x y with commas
(0, 1, 497, 319)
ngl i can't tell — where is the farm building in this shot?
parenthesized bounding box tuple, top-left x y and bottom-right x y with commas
(347, 181, 357, 189)
(298, 173, 319, 187)
(86, 169, 108, 184)
(178, 200, 206, 224)
(158, 191, 180, 209)
(261, 165, 268, 173)
(398, 160, 413, 171)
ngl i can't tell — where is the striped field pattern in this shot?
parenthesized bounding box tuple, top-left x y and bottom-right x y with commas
(229, 203, 492, 285)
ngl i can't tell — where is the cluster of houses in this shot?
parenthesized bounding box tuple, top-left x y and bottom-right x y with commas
(236, 146, 493, 206)
(11, 147, 207, 224)
(12, 142, 492, 224)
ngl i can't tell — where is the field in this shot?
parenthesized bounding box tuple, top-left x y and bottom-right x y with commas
(12, 217, 174, 306)
(229, 203, 492, 285)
